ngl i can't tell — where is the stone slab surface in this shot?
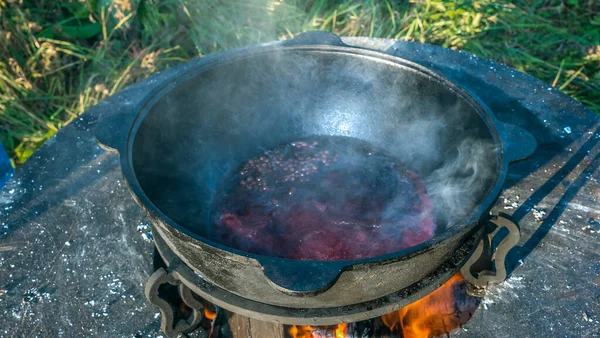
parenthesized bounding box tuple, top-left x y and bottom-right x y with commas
(1, 37, 598, 338)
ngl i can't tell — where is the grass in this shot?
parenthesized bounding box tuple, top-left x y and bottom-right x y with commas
(0, 0, 599, 166)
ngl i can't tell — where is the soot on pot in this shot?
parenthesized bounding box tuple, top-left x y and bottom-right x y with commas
(210, 136, 435, 260)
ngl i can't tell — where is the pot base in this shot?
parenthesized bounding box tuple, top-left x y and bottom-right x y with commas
(147, 228, 481, 327)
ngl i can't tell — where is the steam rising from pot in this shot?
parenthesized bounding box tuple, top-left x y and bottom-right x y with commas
(131, 41, 498, 257)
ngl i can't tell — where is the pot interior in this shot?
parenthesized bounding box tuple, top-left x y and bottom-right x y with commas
(132, 48, 499, 258)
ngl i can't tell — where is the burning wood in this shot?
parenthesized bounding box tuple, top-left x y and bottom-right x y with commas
(211, 136, 435, 260)
(381, 274, 479, 338)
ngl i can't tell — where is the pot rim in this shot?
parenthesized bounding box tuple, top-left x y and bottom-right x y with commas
(121, 42, 510, 268)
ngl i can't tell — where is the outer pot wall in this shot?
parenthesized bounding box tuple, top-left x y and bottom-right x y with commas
(150, 210, 478, 308)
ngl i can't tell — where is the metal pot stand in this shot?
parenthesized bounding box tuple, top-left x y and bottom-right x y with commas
(146, 215, 520, 337)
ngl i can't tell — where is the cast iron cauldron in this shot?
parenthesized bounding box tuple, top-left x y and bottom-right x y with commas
(95, 32, 536, 311)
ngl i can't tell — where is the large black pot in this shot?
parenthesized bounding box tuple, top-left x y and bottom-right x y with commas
(96, 32, 536, 313)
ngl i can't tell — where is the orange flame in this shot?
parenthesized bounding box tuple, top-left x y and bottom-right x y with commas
(288, 324, 312, 338)
(288, 323, 347, 338)
(381, 273, 471, 338)
(204, 306, 217, 321)
(334, 323, 347, 338)
(288, 273, 473, 338)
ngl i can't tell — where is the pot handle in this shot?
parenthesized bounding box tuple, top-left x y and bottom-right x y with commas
(259, 260, 345, 296)
(283, 31, 348, 47)
(460, 215, 520, 296)
(498, 122, 537, 163)
(145, 268, 204, 337)
(94, 98, 138, 154)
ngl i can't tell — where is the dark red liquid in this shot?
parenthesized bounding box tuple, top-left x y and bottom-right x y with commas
(210, 136, 435, 260)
